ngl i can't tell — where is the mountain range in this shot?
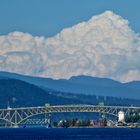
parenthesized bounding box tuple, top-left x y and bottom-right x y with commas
(0, 71, 140, 100)
(0, 78, 86, 109)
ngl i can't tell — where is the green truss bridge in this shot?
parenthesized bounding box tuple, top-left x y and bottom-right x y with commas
(0, 104, 139, 127)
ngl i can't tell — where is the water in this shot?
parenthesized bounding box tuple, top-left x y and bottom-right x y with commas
(0, 128, 140, 140)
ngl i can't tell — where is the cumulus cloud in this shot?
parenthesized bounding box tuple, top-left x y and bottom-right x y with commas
(0, 10, 140, 82)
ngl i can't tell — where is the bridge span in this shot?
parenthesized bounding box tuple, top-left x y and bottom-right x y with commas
(0, 104, 140, 127)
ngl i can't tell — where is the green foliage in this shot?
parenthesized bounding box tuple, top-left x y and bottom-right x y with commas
(126, 111, 140, 123)
(0, 79, 83, 108)
(53, 118, 92, 128)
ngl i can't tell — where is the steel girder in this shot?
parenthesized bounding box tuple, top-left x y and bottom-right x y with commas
(0, 105, 139, 126)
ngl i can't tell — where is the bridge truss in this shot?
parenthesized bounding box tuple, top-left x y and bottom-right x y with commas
(0, 105, 139, 127)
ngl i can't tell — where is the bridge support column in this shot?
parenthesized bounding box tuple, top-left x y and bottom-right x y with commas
(45, 114, 51, 128)
(118, 111, 125, 122)
(14, 111, 19, 128)
(117, 111, 126, 126)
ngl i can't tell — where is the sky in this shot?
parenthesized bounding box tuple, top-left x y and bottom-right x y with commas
(0, 0, 140, 37)
(0, 0, 140, 82)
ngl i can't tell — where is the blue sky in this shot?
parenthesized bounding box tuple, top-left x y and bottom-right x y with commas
(0, 0, 140, 37)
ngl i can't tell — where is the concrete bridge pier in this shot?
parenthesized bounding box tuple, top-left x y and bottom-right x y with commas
(45, 114, 51, 127)
(118, 111, 125, 123)
(117, 111, 126, 126)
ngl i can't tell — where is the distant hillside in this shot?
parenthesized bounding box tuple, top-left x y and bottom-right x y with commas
(69, 75, 121, 86)
(0, 79, 84, 109)
(0, 71, 140, 99)
(0, 77, 140, 110)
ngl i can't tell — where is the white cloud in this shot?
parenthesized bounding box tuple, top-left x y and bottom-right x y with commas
(0, 10, 140, 82)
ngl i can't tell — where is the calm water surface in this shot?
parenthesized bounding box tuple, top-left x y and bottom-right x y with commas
(0, 128, 140, 140)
